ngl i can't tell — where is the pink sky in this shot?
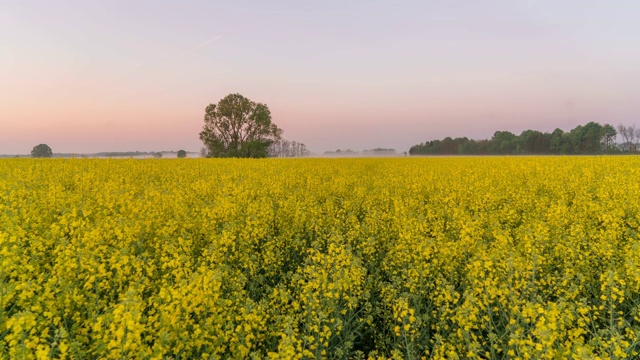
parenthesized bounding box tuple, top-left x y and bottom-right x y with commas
(2, 1, 640, 154)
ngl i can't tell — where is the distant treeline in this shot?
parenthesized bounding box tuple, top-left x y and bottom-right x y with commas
(410, 122, 640, 155)
(268, 139, 311, 158)
(363, 148, 396, 155)
(324, 149, 359, 156)
(324, 148, 397, 156)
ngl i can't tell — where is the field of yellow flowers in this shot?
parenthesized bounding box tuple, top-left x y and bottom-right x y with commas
(1, 157, 640, 359)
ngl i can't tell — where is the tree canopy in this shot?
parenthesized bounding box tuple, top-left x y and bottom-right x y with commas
(31, 144, 53, 158)
(409, 122, 628, 156)
(199, 93, 282, 158)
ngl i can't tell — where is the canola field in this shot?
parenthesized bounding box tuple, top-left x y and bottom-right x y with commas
(1, 157, 640, 359)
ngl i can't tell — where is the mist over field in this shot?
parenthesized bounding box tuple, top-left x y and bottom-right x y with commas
(2, 1, 640, 154)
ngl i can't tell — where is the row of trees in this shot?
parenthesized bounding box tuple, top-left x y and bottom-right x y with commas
(410, 122, 640, 156)
(322, 148, 398, 156)
(153, 150, 188, 158)
(29, 145, 190, 158)
(363, 148, 397, 155)
(268, 139, 310, 158)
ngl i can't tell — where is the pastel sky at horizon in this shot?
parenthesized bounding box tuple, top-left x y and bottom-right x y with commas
(1, 0, 640, 154)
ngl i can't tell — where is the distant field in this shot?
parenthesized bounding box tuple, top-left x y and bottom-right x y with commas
(1, 157, 639, 359)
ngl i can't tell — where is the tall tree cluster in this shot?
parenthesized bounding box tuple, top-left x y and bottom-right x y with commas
(409, 122, 633, 155)
(200, 93, 308, 158)
(200, 93, 282, 158)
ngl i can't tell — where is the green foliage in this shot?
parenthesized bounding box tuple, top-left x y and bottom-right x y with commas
(177, 150, 187, 158)
(601, 124, 617, 152)
(31, 144, 53, 158)
(410, 122, 620, 155)
(199, 93, 282, 158)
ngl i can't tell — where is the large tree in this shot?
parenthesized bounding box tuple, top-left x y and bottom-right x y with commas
(491, 131, 517, 154)
(31, 144, 53, 158)
(550, 128, 572, 154)
(568, 122, 604, 154)
(199, 93, 282, 158)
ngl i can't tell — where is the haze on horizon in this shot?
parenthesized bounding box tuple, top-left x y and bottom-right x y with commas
(1, 0, 639, 155)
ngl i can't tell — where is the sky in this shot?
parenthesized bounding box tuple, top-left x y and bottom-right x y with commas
(1, 0, 640, 154)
